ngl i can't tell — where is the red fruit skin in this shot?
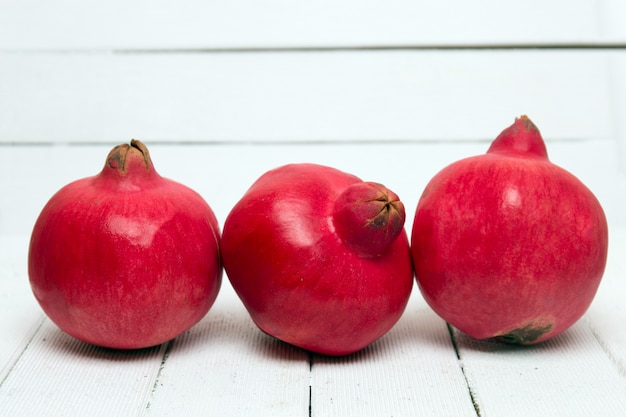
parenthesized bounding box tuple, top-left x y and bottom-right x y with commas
(411, 116, 609, 344)
(28, 140, 222, 349)
(221, 163, 413, 356)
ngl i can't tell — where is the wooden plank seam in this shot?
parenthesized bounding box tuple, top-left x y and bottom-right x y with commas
(585, 319, 626, 378)
(143, 340, 176, 413)
(447, 323, 482, 417)
(0, 315, 46, 388)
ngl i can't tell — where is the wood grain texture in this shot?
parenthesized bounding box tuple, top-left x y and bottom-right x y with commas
(0, 236, 44, 385)
(0, 321, 166, 417)
(141, 281, 311, 417)
(310, 296, 478, 417)
(582, 230, 626, 378)
(453, 322, 626, 417)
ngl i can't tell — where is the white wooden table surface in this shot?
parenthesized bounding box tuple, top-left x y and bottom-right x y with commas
(2, 1, 626, 416)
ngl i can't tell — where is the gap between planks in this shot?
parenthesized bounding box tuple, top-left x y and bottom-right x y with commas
(0, 315, 46, 389)
(447, 323, 482, 417)
(2, 43, 626, 55)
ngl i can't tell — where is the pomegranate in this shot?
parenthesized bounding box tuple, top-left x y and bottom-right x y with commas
(28, 140, 222, 349)
(221, 163, 413, 355)
(411, 116, 608, 344)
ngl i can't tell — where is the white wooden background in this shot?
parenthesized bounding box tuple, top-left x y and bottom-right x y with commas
(1, 1, 626, 416)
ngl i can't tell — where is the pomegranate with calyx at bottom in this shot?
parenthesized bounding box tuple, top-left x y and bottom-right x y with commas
(411, 116, 608, 344)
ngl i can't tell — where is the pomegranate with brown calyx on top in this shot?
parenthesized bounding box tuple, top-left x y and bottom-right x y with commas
(28, 139, 222, 349)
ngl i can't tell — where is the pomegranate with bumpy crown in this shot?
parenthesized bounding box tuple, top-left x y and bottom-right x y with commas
(221, 163, 413, 356)
(411, 115, 608, 344)
(28, 140, 222, 349)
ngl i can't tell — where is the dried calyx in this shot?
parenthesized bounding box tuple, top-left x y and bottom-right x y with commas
(366, 193, 404, 228)
(333, 182, 405, 257)
(105, 139, 154, 175)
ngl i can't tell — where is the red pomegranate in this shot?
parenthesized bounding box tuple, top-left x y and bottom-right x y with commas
(411, 116, 608, 344)
(28, 140, 222, 349)
(221, 163, 414, 355)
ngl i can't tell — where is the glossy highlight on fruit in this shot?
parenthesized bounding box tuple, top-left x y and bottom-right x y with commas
(411, 116, 608, 344)
(221, 163, 414, 356)
(28, 140, 222, 349)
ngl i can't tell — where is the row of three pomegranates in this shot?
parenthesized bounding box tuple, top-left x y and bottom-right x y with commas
(28, 116, 609, 355)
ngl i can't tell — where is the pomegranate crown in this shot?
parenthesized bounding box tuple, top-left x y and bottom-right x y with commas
(106, 139, 154, 173)
(332, 182, 405, 258)
(487, 115, 549, 160)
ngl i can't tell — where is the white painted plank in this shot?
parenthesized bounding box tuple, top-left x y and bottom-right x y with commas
(0, 319, 166, 417)
(0, 236, 44, 383)
(583, 227, 626, 377)
(599, 0, 626, 42)
(0, 0, 618, 50)
(0, 50, 615, 144)
(143, 280, 310, 417)
(608, 53, 626, 174)
(310, 292, 477, 417)
(452, 323, 626, 417)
